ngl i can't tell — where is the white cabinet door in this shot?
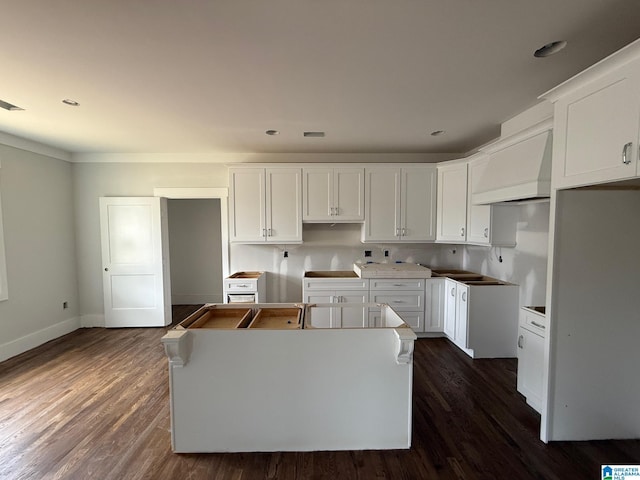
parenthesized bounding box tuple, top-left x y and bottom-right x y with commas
(339, 292, 369, 328)
(334, 167, 365, 221)
(303, 167, 364, 222)
(363, 168, 401, 242)
(230, 168, 301, 243)
(424, 278, 445, 333)
(443, 279, 457, 338)
(100, 197, 171, 327)
(401, 166, 437, 241)
(229, 168, 266, 242)
(437, 163, 468, 242)
(303, 168, 332, 221)
(363, 166, 436, 243)
(517, 325, 545, 413)
(265, 168, 302, 243)
(455, 284, 469, 349)
(303, 292, 335, 328)
(552, 64, 640, 188)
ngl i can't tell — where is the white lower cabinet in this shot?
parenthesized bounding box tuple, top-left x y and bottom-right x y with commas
(424, 278, 445, 333)
(303, 277, 369, 328)
(443, 279, 457, 338)
(443, 280, 469, 351)
(517, 307, 546, 413)
(305, 276, 431, 333)
(443, 279, 519, 358)
(369, 278, 426, 332)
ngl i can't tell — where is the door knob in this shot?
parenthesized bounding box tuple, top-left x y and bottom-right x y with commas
(104, 268, 109, 272)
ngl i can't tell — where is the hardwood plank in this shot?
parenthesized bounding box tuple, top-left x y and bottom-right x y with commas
(0, 306, 638, 479)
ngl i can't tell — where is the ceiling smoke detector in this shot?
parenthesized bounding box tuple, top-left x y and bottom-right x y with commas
(534, 41, 567, 58)
(303, 131, 325, 138)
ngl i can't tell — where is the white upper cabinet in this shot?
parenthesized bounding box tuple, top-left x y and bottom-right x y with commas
(229, 167, 302, 243)
(466, 155, 517, 247)
(362, 165, 436, 243)
(401, 166, 437, 242)
(436, 162, 468, 243)
(543, 48, 640, 189)
(303, 167, 364, 222)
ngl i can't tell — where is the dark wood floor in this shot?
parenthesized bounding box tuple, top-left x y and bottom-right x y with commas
(1, 306, 638, 479)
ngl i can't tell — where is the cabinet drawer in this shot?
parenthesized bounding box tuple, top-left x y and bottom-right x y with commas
(225, 279, 258, 292)
(520, 307, 547, 337)
(303, 278, 369, 291)
(369, 278, 425, 290)
(370, 290, 424, 309)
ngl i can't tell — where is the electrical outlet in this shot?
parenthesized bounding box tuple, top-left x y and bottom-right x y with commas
(364, 250, 372, 257)
(384, 249, 389, 257)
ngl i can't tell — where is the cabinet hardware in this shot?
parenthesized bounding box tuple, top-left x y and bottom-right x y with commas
(461, 292, 467, 302)
(531, 321, 546, 329)
(402, 227, 406, 236)
(268, 228, 273, 237)
(622, 142, 633, 165)
(395, 227, 401, 237)
(518, 335, 524, 349)
(460, 227, 465, 237)
(262, 228, 267, 237)
(451, 288, 455, 296)
(484, 228, 489, 238)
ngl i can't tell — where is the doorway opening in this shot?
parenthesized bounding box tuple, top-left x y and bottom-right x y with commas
(154, 188, 229, 326)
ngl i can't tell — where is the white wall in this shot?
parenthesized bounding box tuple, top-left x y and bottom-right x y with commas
(71, 154, 453, 320)
(464, 201, 550, 308)
(0, 145, 79, 362)
(168, 199, 223, 304)
(547, 190, 640, 440)
(73, 162, 229, 324)
(231, 223, 459, 302)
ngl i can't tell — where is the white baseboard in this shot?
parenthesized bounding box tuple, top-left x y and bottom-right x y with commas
(171, 294, 223, 304)
(0, 316, 81, 363)
(80, 314, 105, 328)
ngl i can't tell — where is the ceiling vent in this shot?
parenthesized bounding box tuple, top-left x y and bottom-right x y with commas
(303, 131, 325, 138)
(0, 100, 24, 111)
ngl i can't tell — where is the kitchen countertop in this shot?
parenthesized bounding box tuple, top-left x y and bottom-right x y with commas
(303, 265, 512, 285)
(353, 262, 432, 279)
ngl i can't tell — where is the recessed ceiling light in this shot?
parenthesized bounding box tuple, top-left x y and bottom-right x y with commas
(62, 99, 80, 106)
(265, 129, 280, 136)
(303, 131, 325, 138)
(430, 130, 446, 136)
(0, 99, 24, 111)
(534, 41, 567, 58)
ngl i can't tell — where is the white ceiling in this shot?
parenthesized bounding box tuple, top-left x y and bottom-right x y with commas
(1, 0, 639, 156)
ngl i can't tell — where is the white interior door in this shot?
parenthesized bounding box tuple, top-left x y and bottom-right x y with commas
(100, 197, 171, 327)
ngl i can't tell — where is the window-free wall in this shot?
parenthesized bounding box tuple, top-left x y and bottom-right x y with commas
(0, 144, 78, 362)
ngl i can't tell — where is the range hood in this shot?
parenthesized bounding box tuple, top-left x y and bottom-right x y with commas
(472, 118, 552, 205)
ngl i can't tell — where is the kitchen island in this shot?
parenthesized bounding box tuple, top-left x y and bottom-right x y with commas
(162, 303, 417, 453)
